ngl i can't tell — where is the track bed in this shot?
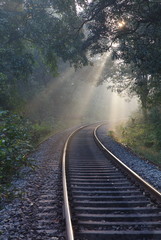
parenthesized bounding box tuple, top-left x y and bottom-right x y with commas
(65, 125, 161, 240)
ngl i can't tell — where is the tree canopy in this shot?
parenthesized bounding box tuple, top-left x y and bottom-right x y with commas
(80, 0, 161, 113)
(0, 0, 88, 109)
(0, 0, 161, 114)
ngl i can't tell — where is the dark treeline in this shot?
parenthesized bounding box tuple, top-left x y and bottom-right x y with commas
(1, 0, 161, 116)
(0, 0, 88, 110)
(82, 0, 161, 153)
(0, 0, 88, 194)
(83, 0, 161, 117)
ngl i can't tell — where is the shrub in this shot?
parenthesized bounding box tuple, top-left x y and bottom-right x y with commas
(112, 111, 161, 165)
(0, 111, 33, 187)
(32, 123, 52, 144)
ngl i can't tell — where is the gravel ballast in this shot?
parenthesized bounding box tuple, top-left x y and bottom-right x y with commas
(0, 128, 77, 240)
(97, 124, 161, 192)
(1, 124, 161, 240)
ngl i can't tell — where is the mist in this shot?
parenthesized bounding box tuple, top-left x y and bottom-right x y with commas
(25, 55, 139, 129)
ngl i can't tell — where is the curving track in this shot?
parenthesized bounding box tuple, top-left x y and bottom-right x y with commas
(62, 124, 161, 240)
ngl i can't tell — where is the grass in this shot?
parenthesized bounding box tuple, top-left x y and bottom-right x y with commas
(32, 119, 77, 145)
(109, 116, 161, 167)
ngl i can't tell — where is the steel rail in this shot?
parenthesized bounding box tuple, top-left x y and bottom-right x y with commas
(62, 125, 87, 240)
(94, 124, 161, 204)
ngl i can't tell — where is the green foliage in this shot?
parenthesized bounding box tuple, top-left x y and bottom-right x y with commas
(0, 0, 88, 111)
(149, 107, 161, 149)
(32, 123, 54, 144)
(84, 0, 161, 71)
(113, 110, 161, 165)
(0, 111, 33, 193)
(0, 73, 10, 109)
(118, 121, 153, 148)
(0, 8, 34, 80)
(82, 0, 161, 113)
(0, 109, 61, 201)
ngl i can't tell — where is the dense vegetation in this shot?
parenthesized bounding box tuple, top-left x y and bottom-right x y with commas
(0, 0, 161, 198)
(0, 0, 88, 199)
(0, 0, 88, 110)
(0, 111, 32, 198)
(110, 110, 161, 165)
(82, 0, 161, 116)
(80, 0, 161, 164)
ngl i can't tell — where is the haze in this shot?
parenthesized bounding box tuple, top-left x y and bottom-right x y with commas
(26, 55, 138, 129)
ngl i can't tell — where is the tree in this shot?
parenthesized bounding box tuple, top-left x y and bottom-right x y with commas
(0, 0, 88, 110)
(0, 1, 34, 108)
(80, 0, 161, 114)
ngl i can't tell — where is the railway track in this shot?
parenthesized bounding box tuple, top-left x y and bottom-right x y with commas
(62, 124, 161, 240)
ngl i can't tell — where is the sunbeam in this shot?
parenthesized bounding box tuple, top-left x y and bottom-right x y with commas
(80, 53, 110, 118)
(25, 54, 139, 127)
(106, 89, 138, 129)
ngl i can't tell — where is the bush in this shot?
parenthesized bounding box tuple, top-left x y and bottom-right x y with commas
(0, 111, 33, 188)
(112, 111, 161, 165)
(32, 123, 52, 144)
(149, 107, 161, 150)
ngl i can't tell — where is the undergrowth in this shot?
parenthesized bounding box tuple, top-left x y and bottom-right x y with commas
(0, 110, 71, 203)
(0, 110, 56, 202)
(0, 111, 34, 201)
(110, 111, 161, 166)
